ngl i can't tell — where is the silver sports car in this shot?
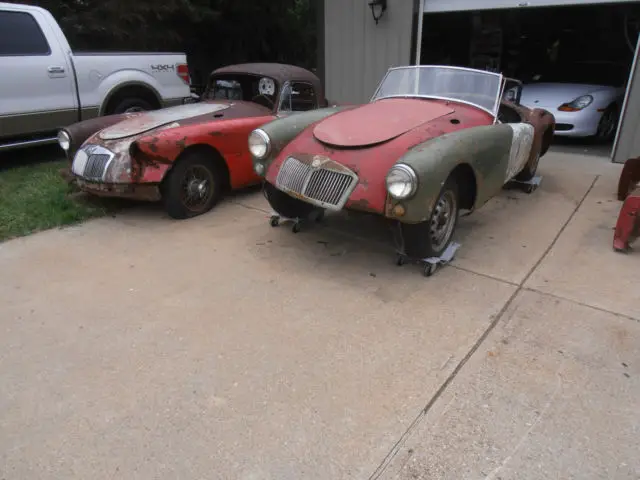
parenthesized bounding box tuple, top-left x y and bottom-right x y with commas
(517, 61, 628, 142)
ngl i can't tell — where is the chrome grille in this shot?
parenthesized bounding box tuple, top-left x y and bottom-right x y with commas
(277, 156, 309, 193)
(275, 156, 358, 210)
(71, 145, 114, 181)
(83, 154, 111, 180)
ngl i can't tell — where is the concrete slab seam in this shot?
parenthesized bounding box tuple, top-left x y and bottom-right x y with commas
(367, 175, 600, 480)
(449, 265, 520, 288)
(519, 175, 599, 286)
(523, 287, 640, 324)
(229, 200, 271, 215)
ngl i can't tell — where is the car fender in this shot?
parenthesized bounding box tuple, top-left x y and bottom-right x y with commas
(391, 124, 514, 223)
(255, 105, 356, 171)
(99, 75, 163, 115)
(589, 87, 622, 110)
(62, 113, 131, 160)
(132, 116, 272, 187)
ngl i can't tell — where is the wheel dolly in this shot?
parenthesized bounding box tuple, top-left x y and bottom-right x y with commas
(505, 175, 543, 194)
(393, 175, 542, 277)
(268, 208, 325, 233)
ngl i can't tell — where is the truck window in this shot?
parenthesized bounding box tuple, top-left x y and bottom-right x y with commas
(0, 11, 51, 56)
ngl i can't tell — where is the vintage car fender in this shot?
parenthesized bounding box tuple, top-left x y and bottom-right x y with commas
(255, 105, 356, 170)
(61, 113, 131, 160)
(134, 115, 262, 156)
(390, 124, 515, 224)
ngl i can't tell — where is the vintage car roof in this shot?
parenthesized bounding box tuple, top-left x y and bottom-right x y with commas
(211, 63, 324, 99)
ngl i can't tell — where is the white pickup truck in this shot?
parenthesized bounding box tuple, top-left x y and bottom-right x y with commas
(0, 2, 192, 152)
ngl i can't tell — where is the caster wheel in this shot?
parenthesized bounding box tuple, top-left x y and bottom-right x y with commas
(525, 185, 535, 194)
(269, 216, 280, 227)
(292, 223, 301, 233)
(395, 255, 406, 266)
(423, 263, 436, 277)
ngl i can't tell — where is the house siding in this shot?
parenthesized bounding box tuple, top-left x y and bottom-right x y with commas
(324, 0, 416, 104)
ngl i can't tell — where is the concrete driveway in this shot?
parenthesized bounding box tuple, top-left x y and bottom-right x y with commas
(1, 152, 638, 479)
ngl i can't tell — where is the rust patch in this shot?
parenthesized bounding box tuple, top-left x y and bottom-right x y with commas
(139, 136, 160, 153)
(76, 179, 161, 202)
(176, 136, 188, 149)
(284, 188, 310, 202)
(348, 198, 377, 213)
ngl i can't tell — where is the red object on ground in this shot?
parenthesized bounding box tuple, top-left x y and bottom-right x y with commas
(613, 158, 640, 252)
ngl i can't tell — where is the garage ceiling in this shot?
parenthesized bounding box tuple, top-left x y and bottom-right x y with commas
(423, 0, 640, 13)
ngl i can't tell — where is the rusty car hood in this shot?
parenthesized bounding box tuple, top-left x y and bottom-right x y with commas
(98, 101, 271, 141)
(312, 98, 455, 148)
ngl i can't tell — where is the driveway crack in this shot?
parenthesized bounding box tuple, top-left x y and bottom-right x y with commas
(368, 175, 599, 480)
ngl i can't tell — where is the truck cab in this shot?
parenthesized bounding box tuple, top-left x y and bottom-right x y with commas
(0, 2, 191, 152)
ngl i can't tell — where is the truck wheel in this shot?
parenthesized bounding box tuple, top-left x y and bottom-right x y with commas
(111, 98, 154, 114)
(401, 177, 459, 259)
(161, 152, 224, 219)
(264, 182, 315, 219)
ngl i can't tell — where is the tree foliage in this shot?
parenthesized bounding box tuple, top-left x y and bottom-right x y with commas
(7, 0, 317, 82)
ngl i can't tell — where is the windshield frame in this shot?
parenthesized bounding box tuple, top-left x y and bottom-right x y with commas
(371, 65, 505, 119)
(203, 73, 281, 110)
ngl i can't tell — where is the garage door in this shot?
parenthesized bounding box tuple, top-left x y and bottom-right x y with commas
(423, 0, 639, 13)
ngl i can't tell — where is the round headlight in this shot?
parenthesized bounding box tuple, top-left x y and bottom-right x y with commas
(57, 130, 71, 151)
(572, 95, 594, 109)
(386, 164, 418, 200)
(248, 129, 270, 160)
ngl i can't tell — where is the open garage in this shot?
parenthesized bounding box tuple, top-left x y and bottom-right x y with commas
(418, 0, 640, 155)
(320, 0, 640, 163)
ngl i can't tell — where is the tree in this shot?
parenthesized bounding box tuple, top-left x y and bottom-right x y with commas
(7, 0, 316, 75)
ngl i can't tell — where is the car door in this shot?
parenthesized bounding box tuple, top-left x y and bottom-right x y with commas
(0, 8, 77, 139)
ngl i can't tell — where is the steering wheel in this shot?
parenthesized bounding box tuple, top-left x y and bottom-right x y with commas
(251, 94, 274, 110)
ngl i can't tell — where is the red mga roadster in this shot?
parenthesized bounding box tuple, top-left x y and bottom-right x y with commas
(58, 63, 326, 219)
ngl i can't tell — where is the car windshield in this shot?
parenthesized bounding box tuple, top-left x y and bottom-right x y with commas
(202, 73, 279, 109)
(371, 66, 503, 115)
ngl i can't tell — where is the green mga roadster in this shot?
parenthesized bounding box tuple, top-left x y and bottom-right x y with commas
(247, 65, 556, 263)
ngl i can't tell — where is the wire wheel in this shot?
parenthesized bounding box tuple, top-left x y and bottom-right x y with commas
(429, 190, 457, 253)
(180, 164, 215, 213)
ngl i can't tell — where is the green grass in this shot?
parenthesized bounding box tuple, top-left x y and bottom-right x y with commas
(0, 160, 109, 242)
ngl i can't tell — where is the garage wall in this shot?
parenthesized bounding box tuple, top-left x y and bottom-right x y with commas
(324, 0, 416, 104)
(613, 39, 640, 164)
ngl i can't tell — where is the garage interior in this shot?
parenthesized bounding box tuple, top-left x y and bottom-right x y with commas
(418, 1, 640, 156)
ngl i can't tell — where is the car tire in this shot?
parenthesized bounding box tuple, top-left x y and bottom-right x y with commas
(595, 104, 619, 143)
(111, 97, 154, 114)
(401, 177, 459, 259)
(161, 152, 224, 219)
(264, 182, 316, 219)
(515, 150, 541, 182)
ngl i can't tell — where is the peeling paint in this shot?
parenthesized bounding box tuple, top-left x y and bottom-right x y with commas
(266, 95, 555, 222)
(67, 62, 326, 204)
